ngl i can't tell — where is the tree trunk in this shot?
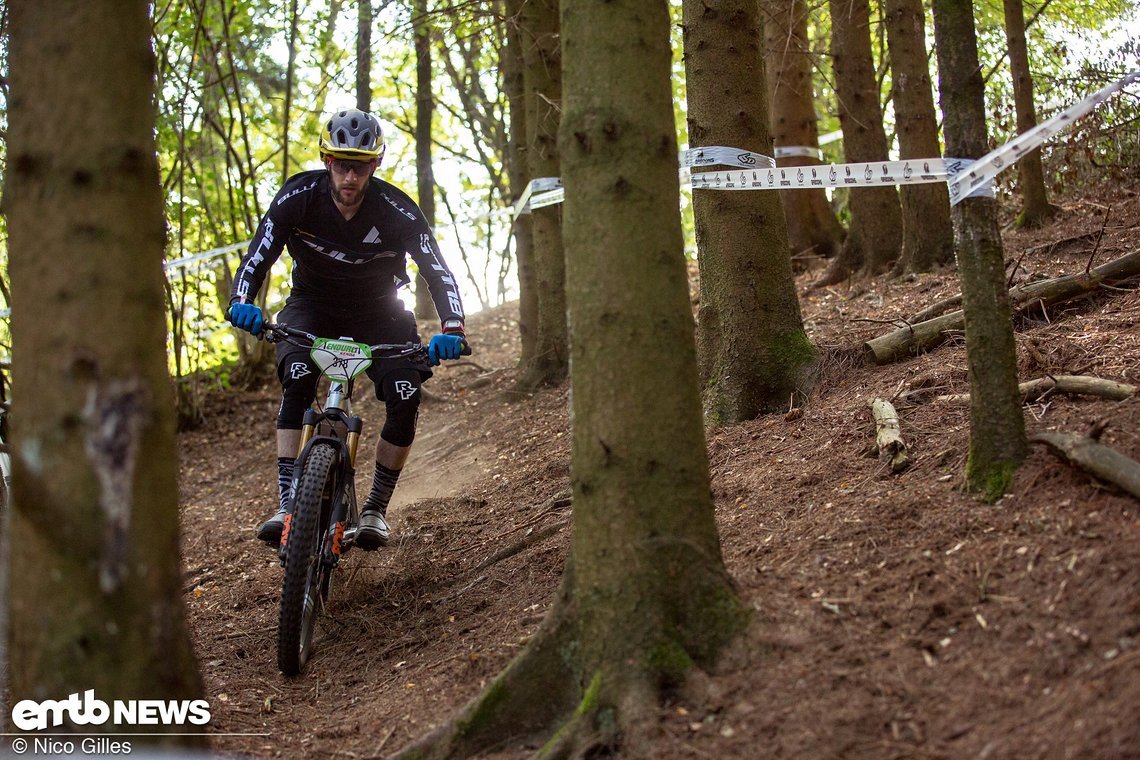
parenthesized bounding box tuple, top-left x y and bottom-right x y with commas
(6, 0, 204, 742)
(356, 0, 372, 112)
(683, 0, 817, 422)
(393, 0, 749, 755)
(517, 0, 568, 388)
(413, 0, 438, 320)
(762, 0, 846, 260)
(828, 0, 902, 277)
(884, 0, 955, 273)
(505, 0, 538, 368)
(1002, 0, 1053, 227)
(283, 0, 299, 182)
(932, 0, 1027, 501)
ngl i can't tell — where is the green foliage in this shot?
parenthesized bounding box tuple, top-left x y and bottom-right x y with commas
(0, 0, 1134, 379)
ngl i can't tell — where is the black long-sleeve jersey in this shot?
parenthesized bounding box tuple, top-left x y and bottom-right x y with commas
(229, 170, 464, 325)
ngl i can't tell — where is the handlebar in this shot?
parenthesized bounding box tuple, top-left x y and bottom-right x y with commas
(262, 322, 426, 359)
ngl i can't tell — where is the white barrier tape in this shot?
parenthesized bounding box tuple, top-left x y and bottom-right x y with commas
(819, 129, 843, 146)
(691, 157, 953, 190)
(512, 176, 563, 217)
(680, 146, 776, 170)
(528, 187, 565, 211)
(946, 70, 1139, 204)
(775, 145, 823, 160)
(164, 240, 249, 272)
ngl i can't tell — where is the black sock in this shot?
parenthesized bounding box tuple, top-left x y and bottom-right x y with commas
(277, 457, 295, 512)
(362, 463, 401, 517)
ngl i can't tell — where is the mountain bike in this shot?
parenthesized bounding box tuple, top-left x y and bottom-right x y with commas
(262, 322, 427, 676)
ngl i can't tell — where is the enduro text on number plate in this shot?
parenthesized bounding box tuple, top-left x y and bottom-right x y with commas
(311, 338, 373, 383)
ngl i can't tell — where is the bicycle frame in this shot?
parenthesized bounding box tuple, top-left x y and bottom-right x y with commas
(264, 323, 425, 675)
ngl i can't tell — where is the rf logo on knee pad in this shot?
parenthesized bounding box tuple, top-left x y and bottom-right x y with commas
(393, 380, 418, 400)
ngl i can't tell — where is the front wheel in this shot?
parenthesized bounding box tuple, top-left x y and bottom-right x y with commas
(277, 442, 338, 675)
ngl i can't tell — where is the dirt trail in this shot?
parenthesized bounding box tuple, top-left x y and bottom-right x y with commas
(181, 182, 1140, 759)
(387, 416, 491, 512)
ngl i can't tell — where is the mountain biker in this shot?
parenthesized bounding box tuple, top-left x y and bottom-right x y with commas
(226, 108, 467, 551)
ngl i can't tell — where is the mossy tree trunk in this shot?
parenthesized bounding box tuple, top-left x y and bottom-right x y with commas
(517, 0, 569, 389)
(827, 0, 902, 278)
(392, 0, 750, 756)
(761, 0, 846, 260)
(5, 0, 205, 744)
(683, 0, 817, 422)
(884, 0, 955, 273)
(1002, 0, 1054, 228)
(505, 0, 538, 369)
(931, 0, 1028, 501)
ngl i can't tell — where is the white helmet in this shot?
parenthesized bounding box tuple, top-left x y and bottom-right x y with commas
(319, 109, 386, 162)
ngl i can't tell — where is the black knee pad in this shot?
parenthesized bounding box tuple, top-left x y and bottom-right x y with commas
(276, 355, 320, 429)
(378, 369, 422, 447)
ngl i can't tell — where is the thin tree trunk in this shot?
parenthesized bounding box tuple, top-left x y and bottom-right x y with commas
(827, 0, 902, 278)
(1002, 0, 1053, 227)
(684, 0, 817, 422)
(932, 0, 1027, 501)
(505, 0, 537, 367)
(413, 0, 437, 320)
(357, 0, 372, 111)
(6, 0, 204, 739)
(762, 0, 846, 260)
(283, 0, 299, 182)
(885, 0, 955, 272)
(517, 0, 568, 388)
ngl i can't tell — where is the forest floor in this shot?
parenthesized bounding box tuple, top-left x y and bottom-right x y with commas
(180, 177, 1140, 759)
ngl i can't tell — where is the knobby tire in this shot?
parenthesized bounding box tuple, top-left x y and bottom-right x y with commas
(277, 442, 338, 675)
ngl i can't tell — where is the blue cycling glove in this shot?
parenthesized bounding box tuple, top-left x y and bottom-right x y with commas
(228, 303, 264, 337)
(427, 334, 465, 366)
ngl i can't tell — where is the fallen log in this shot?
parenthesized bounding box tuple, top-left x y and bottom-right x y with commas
(868, 398, 910, 473)
(864, 248, 1140, 365)
(1031, 432, 1140, 500)
(929, 375, 1137, 405)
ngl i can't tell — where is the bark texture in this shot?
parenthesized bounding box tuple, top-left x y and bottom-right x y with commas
(414, 0, 438, 320)
(393, 0, 749, 755)
(762, 0, 846, 259)
(932, 0, 1027, 500)
(1002, 0, 1053, 227)
(6, 0, 204, 740)
(683, 0, 817, 422)
(504, 0, 538, 368)
(884, 0, 955, 272)
(517, 0, 568, 388)
(828, 0, 902, 277)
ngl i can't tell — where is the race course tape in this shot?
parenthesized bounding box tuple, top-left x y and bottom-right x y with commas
(944, 69, 1139, 204)
(690, 69, 1138, 206)
(689, 157, 955, 191)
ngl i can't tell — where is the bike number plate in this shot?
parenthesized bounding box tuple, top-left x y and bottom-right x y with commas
(311, 338, 373, 383)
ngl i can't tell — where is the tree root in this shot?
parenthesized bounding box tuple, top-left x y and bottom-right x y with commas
(389, 585, 582, 760)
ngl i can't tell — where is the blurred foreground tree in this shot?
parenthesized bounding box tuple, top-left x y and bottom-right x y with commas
(6, 0, 204, 741)
(391, 0, 750, 755)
